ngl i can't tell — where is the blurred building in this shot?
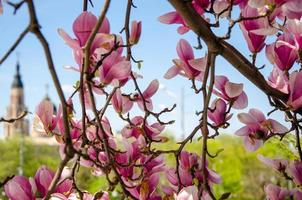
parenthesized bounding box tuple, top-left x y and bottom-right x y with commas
(3, 62, 29, 138)
(3, 62, 57, 145)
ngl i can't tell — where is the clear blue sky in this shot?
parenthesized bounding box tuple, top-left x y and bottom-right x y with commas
(0, 0, 286, 139)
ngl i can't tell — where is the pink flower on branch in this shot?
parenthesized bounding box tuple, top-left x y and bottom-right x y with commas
(33, 100, 60, 135)
(164, 39, 206, 80)
(4, 176, 36, 200)
(129, 20, 142, 45)
(289, 161, 302, 186)
(287, 71, 302, 110)
(235, 108, 288, 151)
(213, 75, 248, 109)
(111, 88, 133, 114)
(208, 98, 232, 127)
(267, 67, 289, 94)
(239, 5, 273, 53)
(264, 184, 291, 200)
(135, 79, 159, 111)
(266, 33, 298, 71)
(34, 166, 72, 198)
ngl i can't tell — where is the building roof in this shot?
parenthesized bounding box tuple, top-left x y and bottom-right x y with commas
(12, 62, 23, 88)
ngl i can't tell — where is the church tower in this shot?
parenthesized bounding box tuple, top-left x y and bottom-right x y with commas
(4, 62, 29, 138)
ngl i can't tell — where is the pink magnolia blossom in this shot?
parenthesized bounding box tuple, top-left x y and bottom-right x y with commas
(257, 154, 288, 172)
(239, 5, 270, 53)
(167, 151, 221, 187)
(174, 185, 198, 200)
(35, 166, 72, 197)
(288, 161, 302, 185)
(266, 34, 298, 71)
(72, 11, 109, 46)
(164, 39, 206, 80)
(208, 98, 232, 127)
(59, 12, 130, 83)
(281, 0, 302, 20)
(282, 18, 302, 51)
(128, 173, 160, 200)
(34, 100, 59, 135)
(129, 20, 142, 44)
(235, 108, 288, 151)
(135, 79, 159, 111)
(158, 11, 190, 35)
(99, 51, 131, 85)
(264, 184, 291, 200)
(267, 67, 289, 94)
(213, 75, 248, 109)
(121, 116, 166, 142)
(111, 88, 133, 114)
(287, 71, 302, 110)
(4, 176, 35, 200)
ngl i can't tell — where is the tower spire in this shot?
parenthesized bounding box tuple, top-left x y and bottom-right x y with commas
(12, 59, 23, 88)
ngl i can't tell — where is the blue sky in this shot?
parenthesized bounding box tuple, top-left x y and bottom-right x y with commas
(0, 0, 286, 139)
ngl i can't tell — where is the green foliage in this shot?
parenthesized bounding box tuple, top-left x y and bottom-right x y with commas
(0, 133, 297, 199)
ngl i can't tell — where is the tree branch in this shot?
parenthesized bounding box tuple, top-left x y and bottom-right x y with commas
(167, 0, 288, 102)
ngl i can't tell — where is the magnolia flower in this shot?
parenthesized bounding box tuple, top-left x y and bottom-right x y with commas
(111, 88, 133, 114)
(98, 51, 131, 85)
(281, 0, 302, 20)
(288, 161, 302, 185)
(135, 79, 159, 111)
(213, 75, 248, 109)
(167, 151, 221, 187)
(266, 34, 298, 71)
(33, 100, 59, 135)
(264, 184, 291, 200)
(174, 185, 198, 200)
(121, 116, 166, 142)
(4, 176, 35, 200)
(72, 12, 109, 46)
(35, 166, 72, 197)
(287, 71, 302, 110)
(239, 5, 270, 53)
(128, 173, 160, 200)
(158, 11, 190, 34)
(164, 39, 206, 80)
(257, 154, 288, 172)
(129, 20, 142, 44)
(235, 108, 288, 151)
(267, 67, 289, 94)
(281, 18, 302, 51)
(208, 98, 232, 127)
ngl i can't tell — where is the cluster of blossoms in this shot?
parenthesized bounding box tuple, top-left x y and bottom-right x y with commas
(159, 0, 302, 199)
(3, 0, 302, 199)
(4, 10, 221, 200)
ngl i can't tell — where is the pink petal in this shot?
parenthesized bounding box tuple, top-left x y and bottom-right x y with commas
(214, 75, 228, 91)
(243, 136, 263, 151)
(249, 108, 266, 123)
(269, 119, 288, 134)
(57, 28, 80, 50)
(158, 11, 183, 24)
(188, 57, 207, 72)
(164, 65, 180, 79)
(143, 79, 159, 99)
(235, 126, 250, 136)
(102, 60, 131, 84)
(73, 12, 98, 46)
(177, 39, 194, 61)
(177, 26, 190, 34)
(232, 91, 248, 109)
(225, 82, 243, 98)
(237, 112, 258, 125)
